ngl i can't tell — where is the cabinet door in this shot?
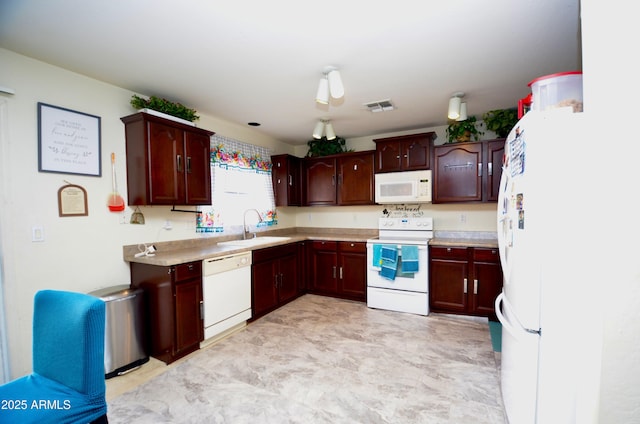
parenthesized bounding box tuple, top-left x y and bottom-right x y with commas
(375, 140, 403, 173)
(174, 278, 203, 355)
(272, 155, 301, 206)
(148, 120, 185, 204)
(402, 135, 432, 171)
(310, 241, 338, 293)
(305, 158, 336, 206)
(252, 260, 279, 317)
(338, 152, 374, 205)
(485, 139, 505, 202)
(471, 261, 502, 317)
(374, 132, 435, 172)
(184, 131, 211, 205)
(433, 142, 483, 203)
(471, 248, 503, 317)
(429, 247, 469, 313)
(429, 259, 468, 313)
(278, 252, 299, 304)
(142, 279, 174, 359)
(338, 242, 366, 300)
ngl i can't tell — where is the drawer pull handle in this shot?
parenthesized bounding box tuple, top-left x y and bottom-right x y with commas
(474, 279, 478, 295)
(463, 278, 468, 294)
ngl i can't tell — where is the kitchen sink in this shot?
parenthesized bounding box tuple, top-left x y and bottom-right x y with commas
(217, 236, 291, 248)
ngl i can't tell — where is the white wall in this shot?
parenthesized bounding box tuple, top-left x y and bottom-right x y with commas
(0, 47, 497, 379)
(580, 1, 640, 423)
(0, 48, 293, 378)
(293, 203, 496, 231)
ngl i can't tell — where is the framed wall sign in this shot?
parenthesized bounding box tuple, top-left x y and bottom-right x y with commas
(58, 184, 88, 217)
(38, 102, 102, 177)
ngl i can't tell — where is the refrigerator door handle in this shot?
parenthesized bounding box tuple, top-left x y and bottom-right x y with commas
(495, 292, 541, 340)
(496, 167, 514, 283)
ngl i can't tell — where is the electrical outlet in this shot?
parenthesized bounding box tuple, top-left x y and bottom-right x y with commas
(460, 213, 467, 224)
(32, 226, 44, 242)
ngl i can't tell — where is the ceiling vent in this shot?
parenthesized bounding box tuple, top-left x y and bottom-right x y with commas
(364, 99, 395, 113)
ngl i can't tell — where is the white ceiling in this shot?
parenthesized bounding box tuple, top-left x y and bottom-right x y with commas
(0, 0, 581, 146)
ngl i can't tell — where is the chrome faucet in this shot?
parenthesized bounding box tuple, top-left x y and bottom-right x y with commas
(243, 209, 263, 239)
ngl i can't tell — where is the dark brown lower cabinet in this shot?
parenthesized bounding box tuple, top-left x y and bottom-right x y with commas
(130, 261, 203, 364)
(308, 240, 367, 301)
(429, 246, 502, 318)
(251, 243, 301, 321)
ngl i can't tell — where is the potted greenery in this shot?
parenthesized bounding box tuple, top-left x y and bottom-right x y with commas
(446, 116, 483, 143)
(305, 136, 352, 157)
(130, 95, 200, 122)
(482, 108, 518, 138)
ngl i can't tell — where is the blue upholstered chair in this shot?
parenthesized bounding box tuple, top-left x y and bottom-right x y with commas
(0, 290, 108, 424)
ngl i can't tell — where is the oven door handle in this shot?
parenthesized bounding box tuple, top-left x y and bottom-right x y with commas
(366, 243, 428, 250)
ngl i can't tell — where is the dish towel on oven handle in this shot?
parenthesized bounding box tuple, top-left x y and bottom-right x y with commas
(380, 244, 399, 280)
(400, 245, 419, 273)
(371, 244, 383, 271)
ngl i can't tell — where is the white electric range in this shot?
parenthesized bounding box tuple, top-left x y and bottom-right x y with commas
(366, 215, 433, 315)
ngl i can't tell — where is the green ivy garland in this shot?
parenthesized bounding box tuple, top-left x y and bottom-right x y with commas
(130, 95, 200, 122)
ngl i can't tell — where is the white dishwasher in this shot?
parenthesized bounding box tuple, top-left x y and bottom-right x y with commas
(202, 251, 252, 344)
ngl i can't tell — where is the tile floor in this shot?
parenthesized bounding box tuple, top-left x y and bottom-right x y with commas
(107, 294, 505, 423)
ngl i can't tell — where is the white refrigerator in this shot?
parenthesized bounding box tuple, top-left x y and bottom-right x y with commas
(495, 109, 596, 423)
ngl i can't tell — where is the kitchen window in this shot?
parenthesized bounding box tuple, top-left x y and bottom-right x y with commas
(197, 135, 277, 233)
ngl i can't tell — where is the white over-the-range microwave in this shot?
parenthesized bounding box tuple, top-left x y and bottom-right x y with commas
(374, 169, 432, 204)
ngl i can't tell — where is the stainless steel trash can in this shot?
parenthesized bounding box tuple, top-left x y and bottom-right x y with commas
(89, 285, 148, 379)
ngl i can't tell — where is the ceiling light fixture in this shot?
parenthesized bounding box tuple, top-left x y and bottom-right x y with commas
(448, 91, 467, 120)
(312, 120, 325, 139)
(458, 102, 468, 121)
(324, 122, 336, 140)
(312, 119, 336, 140)
(315, 76, 330, 104)
(315, 66, 344, 104)
(327, 69, 344, 99)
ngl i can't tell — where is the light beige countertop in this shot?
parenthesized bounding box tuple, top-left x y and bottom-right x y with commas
(429, 231, 498, 249)
(123, 227, 378, 267)
(123, 228, 499, 266)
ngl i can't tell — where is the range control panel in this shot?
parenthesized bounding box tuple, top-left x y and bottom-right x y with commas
(378, 217, 433, 231)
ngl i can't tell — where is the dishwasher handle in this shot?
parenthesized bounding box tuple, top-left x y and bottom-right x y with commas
(203, 252, 252, 276)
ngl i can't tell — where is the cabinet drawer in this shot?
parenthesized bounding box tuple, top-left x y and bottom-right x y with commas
(472, 247, 500, 262)
(175, 261, 202, 282)
(430, 246, 468, 260)
(311, 240, 337, 250)
(252, 243, 298, 263)
(338, 241, 366, 253)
